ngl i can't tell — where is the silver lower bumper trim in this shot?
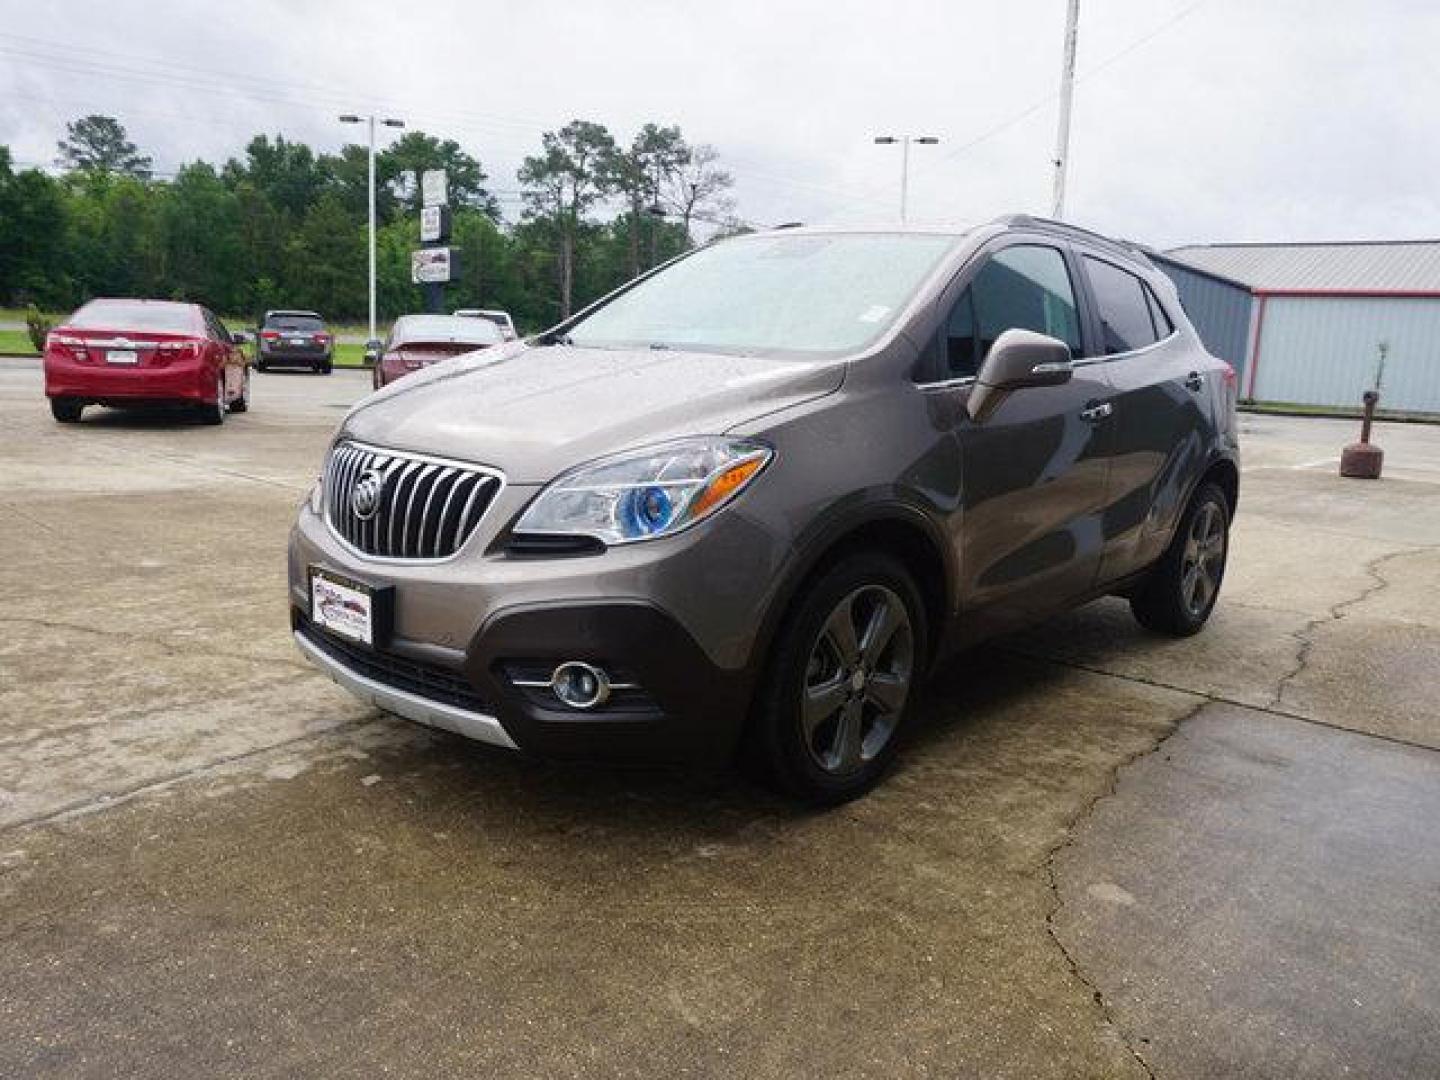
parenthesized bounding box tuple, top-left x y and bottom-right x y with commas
(294, 630, 519, 751)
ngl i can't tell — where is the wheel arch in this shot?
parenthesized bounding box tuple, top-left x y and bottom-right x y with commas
(746, 502, 955, 683)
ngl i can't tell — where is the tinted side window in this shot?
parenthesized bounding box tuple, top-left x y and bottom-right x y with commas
(973, 245, 1082, 359)
(1085, 256, 1158, 354)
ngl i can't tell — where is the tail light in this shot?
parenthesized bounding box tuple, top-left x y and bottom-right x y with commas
(313, 333, 331, 344)
(1221, 363, 1238, 413)
(155, 340, 202, 362)
(46, 333, 90, 362)
(261, 330, 280, 342)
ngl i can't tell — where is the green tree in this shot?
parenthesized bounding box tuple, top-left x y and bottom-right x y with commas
(0, 153, 72, 307)
(223, 134, 332, 221)
(55, 115, 152, 179)
(159, 163, 245, 312)
(518, 120, 617, 319)
(286, 192, 367, 317)
(605, 124, 689, 277)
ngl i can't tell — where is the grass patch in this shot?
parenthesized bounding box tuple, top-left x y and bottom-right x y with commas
(0, 329, 38, 356)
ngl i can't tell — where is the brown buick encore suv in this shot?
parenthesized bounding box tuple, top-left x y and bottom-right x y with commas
(289, 215, 1239, 802)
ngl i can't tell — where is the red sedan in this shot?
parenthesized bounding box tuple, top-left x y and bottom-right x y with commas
(44, 298, 250, 425)
(371, 314, 505, 390)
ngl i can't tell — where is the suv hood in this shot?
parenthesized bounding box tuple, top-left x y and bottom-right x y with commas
(341, 342, 845, 483)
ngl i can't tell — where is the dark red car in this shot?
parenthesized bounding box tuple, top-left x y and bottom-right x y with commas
(44, 298, 250, 425)
(371, 314, 505, 390)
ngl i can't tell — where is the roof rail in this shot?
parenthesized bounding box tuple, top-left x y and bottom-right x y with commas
(993, 213, 1150, 263)
(772, 221, 805, 230)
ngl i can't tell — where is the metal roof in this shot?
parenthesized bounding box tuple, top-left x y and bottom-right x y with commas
(1164, 241, 1440, 294)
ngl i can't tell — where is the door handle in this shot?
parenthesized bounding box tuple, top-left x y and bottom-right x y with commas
(1079, 402, 1113, 423)
(1184, 371, 1204, 392)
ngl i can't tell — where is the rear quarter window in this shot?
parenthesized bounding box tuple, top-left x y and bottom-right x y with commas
(1083, 256, 1159, 355)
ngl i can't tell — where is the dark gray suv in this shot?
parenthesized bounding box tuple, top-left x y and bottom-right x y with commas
(289, 215, 1239, 802)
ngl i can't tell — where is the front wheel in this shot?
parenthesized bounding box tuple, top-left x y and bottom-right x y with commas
(1130, 482, 1230, 636)
(750, 552, 927, 804)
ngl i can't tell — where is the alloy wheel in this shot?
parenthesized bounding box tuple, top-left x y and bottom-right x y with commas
(1180, 501, 1226, 616)
(801, 584, 914, 775)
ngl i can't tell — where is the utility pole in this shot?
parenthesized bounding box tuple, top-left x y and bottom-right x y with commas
(339, 114, 405, 343)
(1050, 0, 1080, 218)
(873, 135, 940, 223)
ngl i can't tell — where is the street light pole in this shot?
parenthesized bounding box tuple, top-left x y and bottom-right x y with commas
(874, 135, 940, 223)
(339, 114, 405, 343)
(1050, 0, 1081, 219)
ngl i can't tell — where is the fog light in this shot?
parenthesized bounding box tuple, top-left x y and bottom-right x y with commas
(551, 661, 610, 709)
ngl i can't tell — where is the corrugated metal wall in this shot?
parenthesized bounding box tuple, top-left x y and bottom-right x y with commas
(1153, 259, 1254, 383)
(1253, 297, 1440, 413)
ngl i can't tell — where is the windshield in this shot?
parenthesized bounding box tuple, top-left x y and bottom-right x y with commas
(68, 300, 198, 333)
(392, 316, 503, 347)
(565, 232, 959, 356)
(265, 314, 324, 331)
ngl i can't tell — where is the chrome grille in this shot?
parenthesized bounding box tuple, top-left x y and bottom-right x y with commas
(324, 441, 501, 560)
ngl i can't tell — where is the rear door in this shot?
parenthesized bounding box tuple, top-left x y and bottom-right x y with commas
(1078, 253, 1213, 583)
(922, 240, 1117, 634)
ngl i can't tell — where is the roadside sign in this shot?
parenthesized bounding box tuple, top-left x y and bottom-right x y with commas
(420, 205, 452, 243)
(421, 169, 448, 208)
(411, 247, 458, 284)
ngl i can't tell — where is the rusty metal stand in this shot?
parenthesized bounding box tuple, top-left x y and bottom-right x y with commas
(1339, 390, 1384, 479)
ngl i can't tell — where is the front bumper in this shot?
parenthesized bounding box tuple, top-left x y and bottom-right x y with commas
(287, 486, 785, 765)
(294, 626, 517, 749)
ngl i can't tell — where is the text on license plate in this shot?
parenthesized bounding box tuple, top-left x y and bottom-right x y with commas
(107, 349, 138, 364)
(310, 569, 374, 646)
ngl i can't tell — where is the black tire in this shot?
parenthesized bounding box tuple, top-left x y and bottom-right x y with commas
(319, 359, 333, 375)
(229, 368, 250, 413)
(255, 359, 268, 373)
(50, 398, 84, 423)
(1130, 482, 1230, 637)
(198, 373, 226, 426)
(749, 551, 928, 805)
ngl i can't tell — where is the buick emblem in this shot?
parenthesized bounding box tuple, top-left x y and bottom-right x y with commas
(351, 469, 385, 521)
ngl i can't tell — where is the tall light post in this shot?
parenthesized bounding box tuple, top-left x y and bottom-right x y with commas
(1050, 0, 1080, 218)
(338, 114, 405, 343)
(873, 135, 939, 223)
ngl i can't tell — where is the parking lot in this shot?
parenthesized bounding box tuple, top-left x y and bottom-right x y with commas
(2, 358, 1438, 1078)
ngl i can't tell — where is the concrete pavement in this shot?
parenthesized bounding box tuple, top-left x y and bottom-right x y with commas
(1, 358, 1437, 1078)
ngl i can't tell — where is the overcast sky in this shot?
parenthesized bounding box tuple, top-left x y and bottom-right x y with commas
(3, 0, 1438, 248)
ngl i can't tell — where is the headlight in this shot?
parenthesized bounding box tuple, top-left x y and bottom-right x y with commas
(513, 437, 772, 545)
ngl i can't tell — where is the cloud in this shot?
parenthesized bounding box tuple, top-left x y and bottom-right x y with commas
(2, 0, 1436, 245)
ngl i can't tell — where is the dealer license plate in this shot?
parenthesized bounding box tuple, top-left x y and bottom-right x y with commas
(310, 567, 375, 646)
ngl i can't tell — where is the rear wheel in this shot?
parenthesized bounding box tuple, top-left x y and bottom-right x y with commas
(229, 367, 250, 413)
(318, 358, 333, 375)
(50, 398, 84, 423)
(750, 551, 926, 804)
(255, 359, 268, 373)
(198, 373, 226, 425)
(1130, 482, 1230, 636)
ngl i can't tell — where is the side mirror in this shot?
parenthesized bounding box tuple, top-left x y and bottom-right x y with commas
(363, 339, 383, 365)
(231, 330, 250, 345)
(967, 329, 1073, 423)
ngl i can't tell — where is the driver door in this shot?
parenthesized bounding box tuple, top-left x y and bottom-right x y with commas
(926, 242, 1116, 638)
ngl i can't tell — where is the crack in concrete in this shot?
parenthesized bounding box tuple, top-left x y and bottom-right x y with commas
(1269, 545, 1436, 710)
(0, 715, 375, 835)
(1037, 697, 1207, 1080)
